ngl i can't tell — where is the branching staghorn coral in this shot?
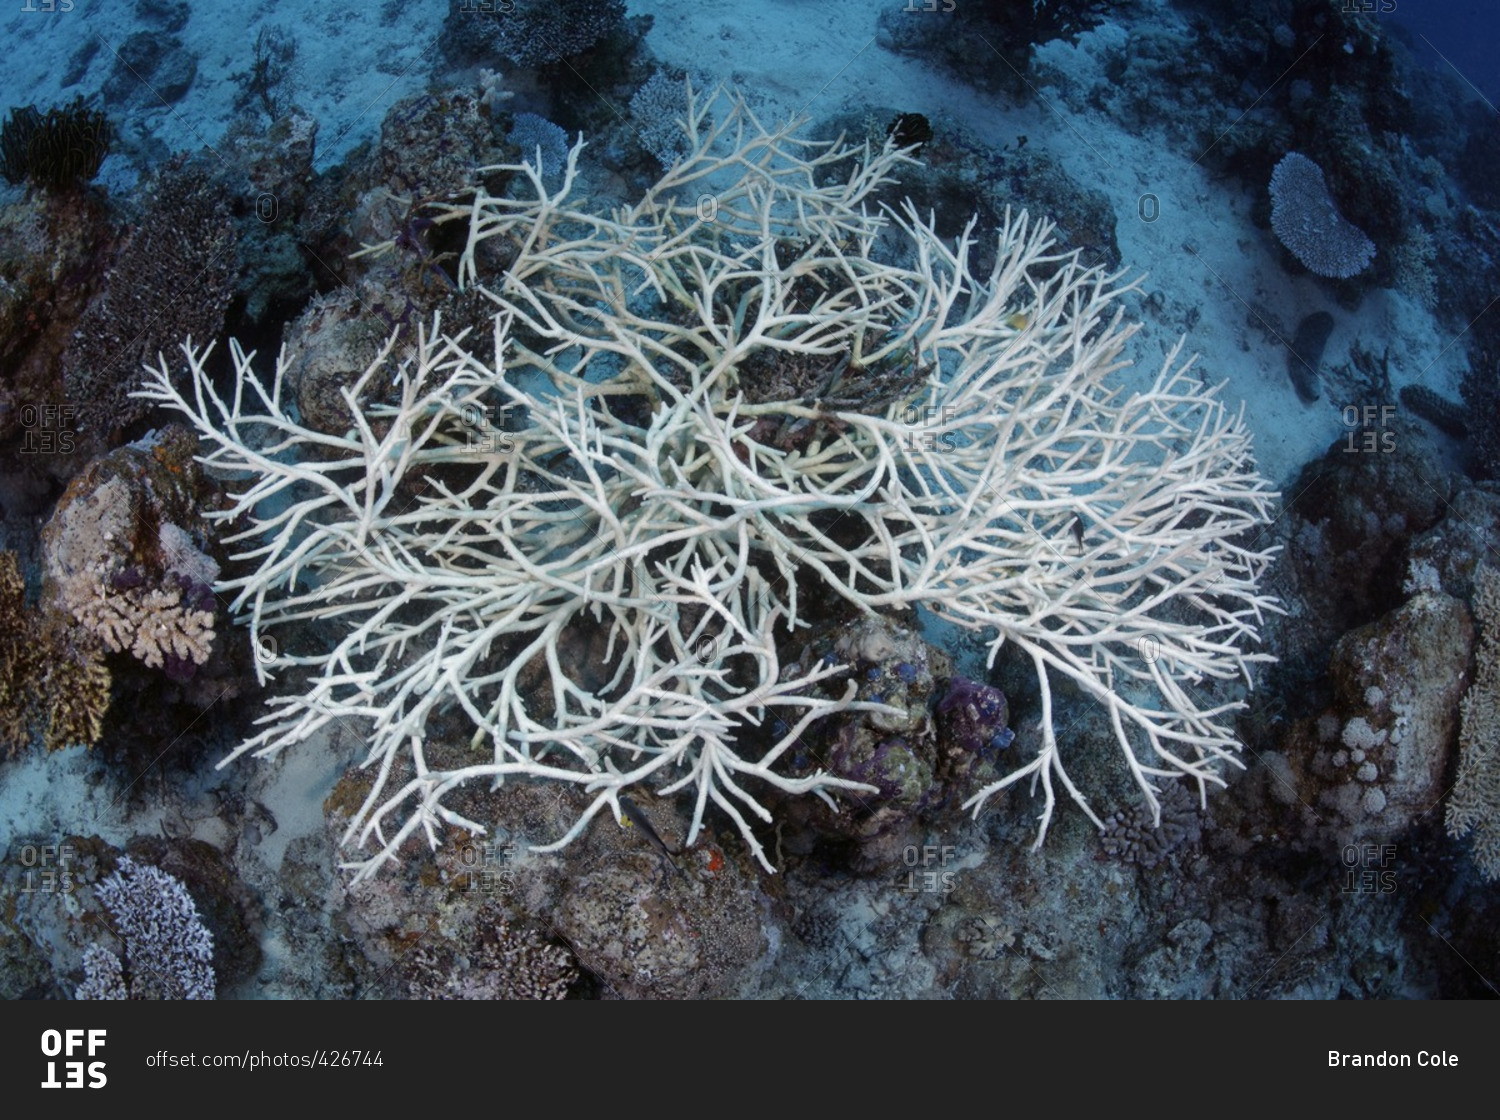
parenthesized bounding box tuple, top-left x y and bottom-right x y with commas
(140, 86, 1279, 880)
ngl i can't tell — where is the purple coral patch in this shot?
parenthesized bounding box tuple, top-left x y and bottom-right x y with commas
(110, 566, 146, 591)
(936, 676, 1011, 759)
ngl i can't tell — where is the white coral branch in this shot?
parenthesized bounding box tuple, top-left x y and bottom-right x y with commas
(137, 85, 1278, 880)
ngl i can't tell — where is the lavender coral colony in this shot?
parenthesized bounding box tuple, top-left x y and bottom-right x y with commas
(141, 85, 1278, 880)
(77, 856, 216, 1001)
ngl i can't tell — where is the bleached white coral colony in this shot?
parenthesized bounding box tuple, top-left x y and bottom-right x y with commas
(141, 87, 1279, 880)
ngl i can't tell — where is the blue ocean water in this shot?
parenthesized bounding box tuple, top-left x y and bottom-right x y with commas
(1389, 0, 1499, 108)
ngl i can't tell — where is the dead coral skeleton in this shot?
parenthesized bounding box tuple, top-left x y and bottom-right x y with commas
(142, 85, 1279, 881)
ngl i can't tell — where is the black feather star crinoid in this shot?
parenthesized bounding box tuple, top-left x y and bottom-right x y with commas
(0, 97, 113, 191)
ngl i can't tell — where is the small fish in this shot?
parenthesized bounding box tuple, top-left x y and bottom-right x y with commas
(1003, 311, 1030, 331)
(619, 794, 685, 879)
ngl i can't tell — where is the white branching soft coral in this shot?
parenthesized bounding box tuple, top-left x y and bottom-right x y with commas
(140, 86, 1279, 880)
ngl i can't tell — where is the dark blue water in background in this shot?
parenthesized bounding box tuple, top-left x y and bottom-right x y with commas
(1389, 0, 1499, 109)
